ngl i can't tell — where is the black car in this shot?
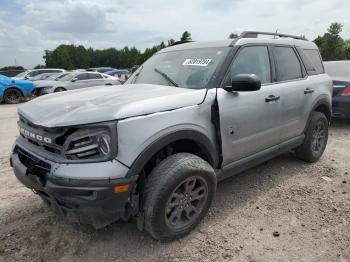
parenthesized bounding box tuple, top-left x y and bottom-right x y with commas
(324, 61, 350, 118)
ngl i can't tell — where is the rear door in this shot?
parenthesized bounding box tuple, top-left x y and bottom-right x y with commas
(68, 73, 90, 90)
(218, 45, 285, 166)
(88, 73, 106, 86)
(270, 46, 308, 140)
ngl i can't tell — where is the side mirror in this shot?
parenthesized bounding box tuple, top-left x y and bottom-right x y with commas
(223, 74, 261, 92)
(71, 78, 77, 82)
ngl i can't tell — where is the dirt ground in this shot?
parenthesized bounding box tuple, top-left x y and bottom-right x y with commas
(0, 104, 349, 262)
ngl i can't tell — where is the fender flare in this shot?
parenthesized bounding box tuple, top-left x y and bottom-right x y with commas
(126, 129, 220, 177)
(304, 95, 331, 133)
(5, 86, 24, 96)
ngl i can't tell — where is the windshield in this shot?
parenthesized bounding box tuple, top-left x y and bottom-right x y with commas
(127, 47, 229, 89)
(32, 74, 50, 80)
(14, 70, 30, 78)
(48, 72, 69, 80)
(59, 73, 75, 81)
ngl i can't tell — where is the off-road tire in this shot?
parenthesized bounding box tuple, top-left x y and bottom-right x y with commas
(4, 88, 22, 104)
(296, 112, 328, 162)
(143, 153, 216, 241)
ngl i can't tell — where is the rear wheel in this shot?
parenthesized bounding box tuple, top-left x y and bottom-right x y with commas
(296, 112, 328, 162)
(143, 153, 216, 240)
(54, 87, 66, 92)
(4, 88, 22, 104)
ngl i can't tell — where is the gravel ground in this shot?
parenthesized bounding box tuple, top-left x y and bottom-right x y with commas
(0, 104, 349, 262)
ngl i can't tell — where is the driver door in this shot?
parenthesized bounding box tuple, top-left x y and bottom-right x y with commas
(218, 45, 284, 167)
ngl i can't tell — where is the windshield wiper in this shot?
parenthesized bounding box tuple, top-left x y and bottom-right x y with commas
(154, 68, 178, 87)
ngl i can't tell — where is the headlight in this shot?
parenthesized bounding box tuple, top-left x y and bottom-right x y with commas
(63, 125, 117, 161)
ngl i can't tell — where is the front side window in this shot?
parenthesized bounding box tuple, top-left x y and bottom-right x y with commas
(127, 47, 229, 89)
(226, 46, 271, 85)
(274, 46, 302, 81)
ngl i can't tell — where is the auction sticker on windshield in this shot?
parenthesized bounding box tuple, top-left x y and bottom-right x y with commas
(183, 59, 212, 66)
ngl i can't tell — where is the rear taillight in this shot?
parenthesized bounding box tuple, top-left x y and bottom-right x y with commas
(341, 86, 350, 96)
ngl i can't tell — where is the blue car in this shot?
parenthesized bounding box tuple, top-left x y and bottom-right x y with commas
(0, 74, 35, 104)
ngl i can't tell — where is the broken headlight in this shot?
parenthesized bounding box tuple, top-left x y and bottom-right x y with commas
(64, 125, 117, 161)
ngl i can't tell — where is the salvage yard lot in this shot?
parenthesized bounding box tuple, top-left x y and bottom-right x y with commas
(0, 104, 349, 262)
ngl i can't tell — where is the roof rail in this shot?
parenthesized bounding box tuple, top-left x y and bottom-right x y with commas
(239, 31, 307, 41)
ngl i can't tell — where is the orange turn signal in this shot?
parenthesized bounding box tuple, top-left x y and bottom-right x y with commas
(113, 184, 129, 193)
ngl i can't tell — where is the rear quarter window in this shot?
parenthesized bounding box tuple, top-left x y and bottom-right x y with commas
(303, 49, 324, 74)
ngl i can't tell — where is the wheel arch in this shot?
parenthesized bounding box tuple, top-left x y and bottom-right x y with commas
(304, 96, 332, 133)
(54, 86, 66, 92)
(5, 86, 24, 96)
(126, 129, 220, 178)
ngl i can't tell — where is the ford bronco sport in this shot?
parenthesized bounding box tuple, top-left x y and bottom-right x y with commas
(10, 31, 332, 240)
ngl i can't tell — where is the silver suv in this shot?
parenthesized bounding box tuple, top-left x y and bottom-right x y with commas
(10, 31, 332, 240)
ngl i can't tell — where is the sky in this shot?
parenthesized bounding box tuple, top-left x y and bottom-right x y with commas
(0, 0, 349, 68)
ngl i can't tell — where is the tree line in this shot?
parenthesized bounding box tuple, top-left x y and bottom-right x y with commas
(1, 23, 349, 71)
(41, 31, 192, 70)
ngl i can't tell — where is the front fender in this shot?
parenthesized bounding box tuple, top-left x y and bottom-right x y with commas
(126, 129, 219, 177)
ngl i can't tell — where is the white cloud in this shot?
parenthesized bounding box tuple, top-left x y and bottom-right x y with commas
(0, 0, 349, 68)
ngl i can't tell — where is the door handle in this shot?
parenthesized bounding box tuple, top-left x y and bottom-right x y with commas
(265, 95, 280, 102)
(304, 88, 314, 94)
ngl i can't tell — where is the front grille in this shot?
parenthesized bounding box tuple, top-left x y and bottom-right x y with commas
(18, 115, 70, 156)
(16, 146, 51, 186)
(16, 146, 51, 171)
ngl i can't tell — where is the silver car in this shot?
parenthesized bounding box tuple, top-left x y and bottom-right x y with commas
(11, 31, 332, 240)
(12, 69, 65, 80)
(35, 71, 121, 95)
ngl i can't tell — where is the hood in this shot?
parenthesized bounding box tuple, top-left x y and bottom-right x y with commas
(14, 79, 33, 86)
(18, 84, 207, 127)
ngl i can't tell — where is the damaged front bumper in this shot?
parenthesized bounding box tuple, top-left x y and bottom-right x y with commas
(10, 144, 138, 229)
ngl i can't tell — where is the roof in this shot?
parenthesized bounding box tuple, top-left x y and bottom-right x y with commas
(159, 32, 318, 53)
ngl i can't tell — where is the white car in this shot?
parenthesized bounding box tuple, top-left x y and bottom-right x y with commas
(35, 71, 121, 95)
(13, 69, 65, 80)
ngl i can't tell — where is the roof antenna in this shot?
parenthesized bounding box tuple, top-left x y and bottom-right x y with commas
(274, 29, 278, 39)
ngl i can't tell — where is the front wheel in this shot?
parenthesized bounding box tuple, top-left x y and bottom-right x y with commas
(4, 88, 23, 104)
(143, 153, 217, 240)
(296, 112, 328, 162)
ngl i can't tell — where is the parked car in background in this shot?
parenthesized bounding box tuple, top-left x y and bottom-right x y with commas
(87, 67, 115, 73)
(105, 69, 131, 83)
(35, 71, 120, 96)
(34, 72, 70, 90)
(31, 73, 58, 81)
(13, 69, 65, 80)
(0, 75, 35, 104)
(324, 61, 350, 118)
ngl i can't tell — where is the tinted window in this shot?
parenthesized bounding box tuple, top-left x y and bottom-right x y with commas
(274, 47, 302, 81)
(227, 46, 271, 84)
(88, 73, 103, 79)
(76, 73, 89, 80)
(304, 49, 324, 74)
(296, 48, 316, 75)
